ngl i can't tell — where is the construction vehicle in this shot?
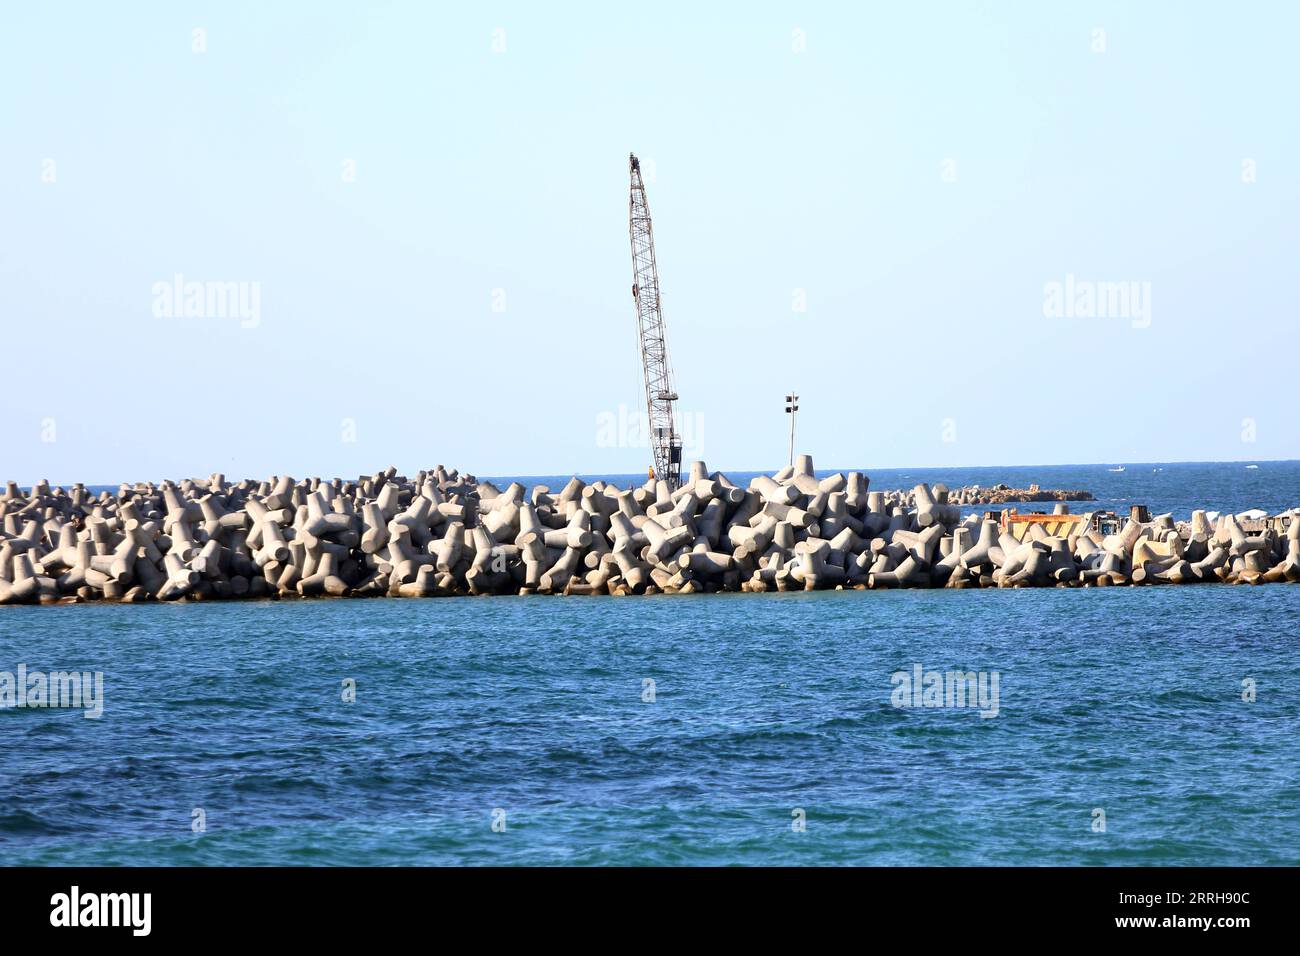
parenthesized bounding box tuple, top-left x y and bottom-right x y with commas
(628, 153, 683, 490)
(995, 509, 1089, 541)
(993, 507, 1129, 541)
(1090, 510, 1125, 536)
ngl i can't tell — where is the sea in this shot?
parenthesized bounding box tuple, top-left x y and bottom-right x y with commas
(2, 460, 1297, 865)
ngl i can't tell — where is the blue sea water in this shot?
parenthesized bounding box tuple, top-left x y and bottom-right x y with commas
(3, 461, 1298, 866)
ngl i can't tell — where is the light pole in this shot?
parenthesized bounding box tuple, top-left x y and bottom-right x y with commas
(785, 392, 799, 467)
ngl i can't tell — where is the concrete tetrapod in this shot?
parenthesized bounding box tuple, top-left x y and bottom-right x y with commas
(2, 457, 1297, 604)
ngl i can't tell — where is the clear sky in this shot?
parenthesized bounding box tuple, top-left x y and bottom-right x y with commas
(2, 2, 1296, 485)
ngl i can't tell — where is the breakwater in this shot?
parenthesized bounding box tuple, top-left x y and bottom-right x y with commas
(1, 457, 1296, 604)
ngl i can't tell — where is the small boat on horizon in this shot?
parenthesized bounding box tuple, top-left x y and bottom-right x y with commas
(1108, 465, 1125, 472)
(1246, 464, 1259, 469)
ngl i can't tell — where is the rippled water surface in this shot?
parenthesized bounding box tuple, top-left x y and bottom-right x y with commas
(3, 582, 1298, 865)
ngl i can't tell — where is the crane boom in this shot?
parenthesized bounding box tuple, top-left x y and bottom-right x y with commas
(628, 153, 683, 490)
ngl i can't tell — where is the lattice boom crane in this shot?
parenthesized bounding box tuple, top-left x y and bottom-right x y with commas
(628, 153, 683, 490)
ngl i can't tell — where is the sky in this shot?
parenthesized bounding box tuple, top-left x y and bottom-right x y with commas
(2, 1, 1297, 485)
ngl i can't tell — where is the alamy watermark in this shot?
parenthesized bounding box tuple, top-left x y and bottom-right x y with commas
(152, 273, 261, 328)
(1043, 274, 1151, 329)
(890, 663, 999, 718)
(50, 886, 151, 936)
(1, 664, 104, 718)
(595, 403, 705, 458)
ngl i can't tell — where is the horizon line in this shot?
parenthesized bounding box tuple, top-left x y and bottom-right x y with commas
(17, 456, 1299, 490)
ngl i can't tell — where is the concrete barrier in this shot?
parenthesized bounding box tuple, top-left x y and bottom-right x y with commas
(2, 462, 1294, 604)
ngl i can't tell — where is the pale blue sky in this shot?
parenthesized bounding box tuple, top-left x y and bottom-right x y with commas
(2, 2, 1296, 484)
